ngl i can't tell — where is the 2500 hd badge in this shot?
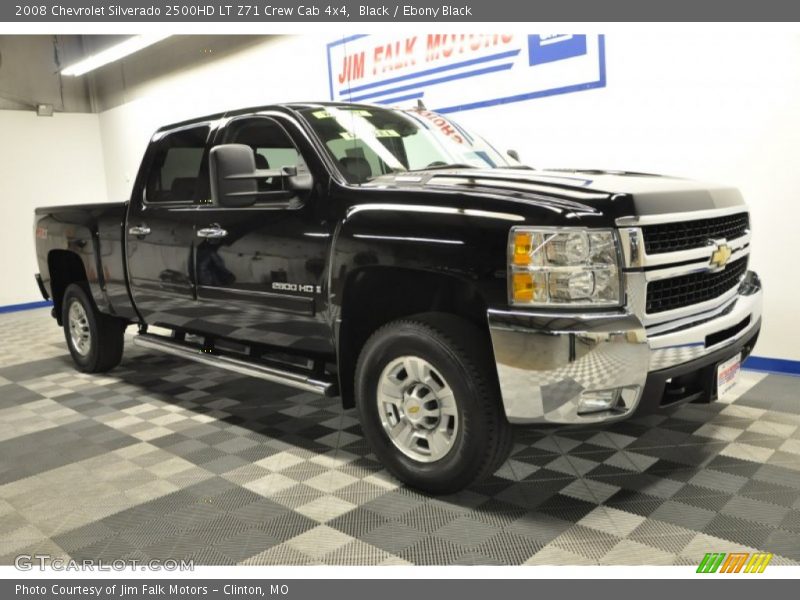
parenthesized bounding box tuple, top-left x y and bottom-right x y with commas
(33, 102, 762, 493)
(272, 282, 322, 294)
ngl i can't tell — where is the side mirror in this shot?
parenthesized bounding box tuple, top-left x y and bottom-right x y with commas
(507, 149, 521, 162)
(209, 144, 312, 207)
(210, 144, 259, 207)
(286, 167, 314, 193)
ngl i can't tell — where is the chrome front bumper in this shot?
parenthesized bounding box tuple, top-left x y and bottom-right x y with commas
(487, 271, 763, 424)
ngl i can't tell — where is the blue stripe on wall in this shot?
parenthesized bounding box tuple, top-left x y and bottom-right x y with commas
(0, 300, 52, 314)
(375, 92, 425, 105)
(347, 62, 515, 102)
(338, 49, 521, 96)
(743, 356, 800, 376)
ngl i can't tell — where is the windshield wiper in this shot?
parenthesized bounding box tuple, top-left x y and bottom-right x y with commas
(410, 163, 533, 172)
(408, 163, 479, 172)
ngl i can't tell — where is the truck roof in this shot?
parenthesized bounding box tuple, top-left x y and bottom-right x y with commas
(155, 101, 388, 133)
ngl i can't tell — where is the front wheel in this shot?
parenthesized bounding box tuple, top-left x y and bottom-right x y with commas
(62, 283, 126, 373)
(355, 313, 513, 494)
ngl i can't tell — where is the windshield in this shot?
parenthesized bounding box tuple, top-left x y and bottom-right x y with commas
(297, 105, 515, 183)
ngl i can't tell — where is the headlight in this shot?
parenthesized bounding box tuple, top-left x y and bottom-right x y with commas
(508, 227, 622, 306)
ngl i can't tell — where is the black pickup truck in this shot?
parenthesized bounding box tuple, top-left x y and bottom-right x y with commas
(34, 102, 762, 493)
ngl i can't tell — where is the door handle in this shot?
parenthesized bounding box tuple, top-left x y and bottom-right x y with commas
(128, 225, 151, 237)
(197, 225, 228, 239)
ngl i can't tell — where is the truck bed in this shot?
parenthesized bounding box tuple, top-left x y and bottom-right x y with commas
(34, 201, 136, 322)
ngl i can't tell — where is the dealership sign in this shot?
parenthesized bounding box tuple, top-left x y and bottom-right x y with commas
(326, 34, 606, 113)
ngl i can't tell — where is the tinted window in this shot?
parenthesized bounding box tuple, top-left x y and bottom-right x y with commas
(145, 125, 209, 202)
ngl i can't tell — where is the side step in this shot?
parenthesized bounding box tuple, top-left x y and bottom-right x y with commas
(133, 333, 338, 397)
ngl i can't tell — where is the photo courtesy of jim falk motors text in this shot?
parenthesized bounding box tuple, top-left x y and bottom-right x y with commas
(14, 583, 288, 597)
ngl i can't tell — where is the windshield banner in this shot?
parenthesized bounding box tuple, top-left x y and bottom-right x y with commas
(327, 33, 606, 114)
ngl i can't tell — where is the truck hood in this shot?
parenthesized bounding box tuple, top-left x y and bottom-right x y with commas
(363, 168, 746, 220)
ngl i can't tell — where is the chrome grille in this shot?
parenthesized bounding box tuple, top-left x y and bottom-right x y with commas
(646, 256, 748, 314)
(641, 212, 749, 254)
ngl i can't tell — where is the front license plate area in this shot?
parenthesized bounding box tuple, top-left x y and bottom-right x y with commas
(717, 352, 741, 399)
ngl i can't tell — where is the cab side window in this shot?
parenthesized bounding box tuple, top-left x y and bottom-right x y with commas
(145, 125, 210, 203)
(222, 117, 306, 194)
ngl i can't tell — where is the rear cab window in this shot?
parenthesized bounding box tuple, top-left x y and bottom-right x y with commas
(145, 124, 210, 203)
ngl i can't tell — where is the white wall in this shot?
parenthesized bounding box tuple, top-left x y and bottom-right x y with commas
(0, 110, 107, 306)
(88, 33, 800, 361)
(97, 36, 330, 202)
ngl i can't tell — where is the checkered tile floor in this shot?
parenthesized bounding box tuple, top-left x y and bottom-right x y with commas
(1, 307, 799, 565)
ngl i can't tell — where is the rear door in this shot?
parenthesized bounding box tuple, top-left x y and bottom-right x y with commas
(125, 123, 210, 328)
(188, 114, 335, 355)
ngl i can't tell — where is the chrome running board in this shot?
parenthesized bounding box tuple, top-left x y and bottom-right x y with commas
(133, 333, 337, 397)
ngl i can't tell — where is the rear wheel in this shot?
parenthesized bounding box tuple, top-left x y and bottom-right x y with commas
(355, 313, 513, 494)
(62, 283, 126, 373)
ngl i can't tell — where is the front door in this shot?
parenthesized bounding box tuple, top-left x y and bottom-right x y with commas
(125, 123, 210, 328)
(189, 115, 334, 355)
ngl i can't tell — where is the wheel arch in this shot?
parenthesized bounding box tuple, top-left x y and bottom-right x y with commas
(47, 250, 91, 325)
(335, 265, 492, 408)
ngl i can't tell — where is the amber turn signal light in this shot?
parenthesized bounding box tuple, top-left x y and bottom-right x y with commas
(512, 232, 533, 265)
(512, 272, 535, 302)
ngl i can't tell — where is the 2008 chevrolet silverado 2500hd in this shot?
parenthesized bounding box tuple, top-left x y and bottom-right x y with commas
(34, 103, 762, 493)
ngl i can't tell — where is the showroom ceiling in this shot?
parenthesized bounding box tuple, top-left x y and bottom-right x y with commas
(0, 35, 272, 114)
(0, 35, 93, 112)
(87, 35, 272, 112)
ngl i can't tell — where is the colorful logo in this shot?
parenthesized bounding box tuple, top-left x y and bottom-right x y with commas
(709, 242, 733, 268)
(697, 552, 773, 573)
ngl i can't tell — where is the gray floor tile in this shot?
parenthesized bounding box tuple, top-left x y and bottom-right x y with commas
(0, 308, 798, 566)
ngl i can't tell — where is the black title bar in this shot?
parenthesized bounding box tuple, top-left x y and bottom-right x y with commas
(5, 0, 800, 22)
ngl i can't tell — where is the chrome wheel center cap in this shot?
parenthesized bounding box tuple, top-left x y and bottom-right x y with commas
(377, 355, 460, 463)
(402, 383, 437, 429)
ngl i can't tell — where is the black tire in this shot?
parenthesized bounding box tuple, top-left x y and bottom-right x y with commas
(62, 283, 126, 373)
(355, 313, 513, 494)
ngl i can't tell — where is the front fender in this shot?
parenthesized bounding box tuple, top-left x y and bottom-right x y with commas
(329, 202, 519, 314)
(328, 201, 520, 407)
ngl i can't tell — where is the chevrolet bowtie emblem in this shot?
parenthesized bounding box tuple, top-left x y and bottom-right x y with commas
(710, 243, 732, 268)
